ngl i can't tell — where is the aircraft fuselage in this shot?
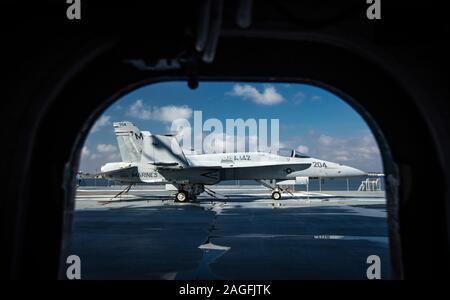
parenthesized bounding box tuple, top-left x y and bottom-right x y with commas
(100, 151, 366, 184)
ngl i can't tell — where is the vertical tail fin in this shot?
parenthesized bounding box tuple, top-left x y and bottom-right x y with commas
(113, 121, 144, 163)
(141, 133, 189, 167)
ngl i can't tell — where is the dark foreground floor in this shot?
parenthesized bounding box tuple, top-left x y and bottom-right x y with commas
(69, 190, 391, 280)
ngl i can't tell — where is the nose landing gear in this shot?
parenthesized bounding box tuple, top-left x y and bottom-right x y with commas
(271, 191, 281, 200)
(256, 179, 294, 200)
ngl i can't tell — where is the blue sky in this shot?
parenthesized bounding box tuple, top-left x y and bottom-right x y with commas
(80, 82, 382, 172)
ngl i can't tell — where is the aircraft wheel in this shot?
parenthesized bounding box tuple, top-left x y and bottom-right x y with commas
(272, 191, 281, 200)
(175, 191, 188, 202)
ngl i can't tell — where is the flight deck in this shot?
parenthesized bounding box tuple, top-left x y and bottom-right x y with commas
(70, 185, 391, 279)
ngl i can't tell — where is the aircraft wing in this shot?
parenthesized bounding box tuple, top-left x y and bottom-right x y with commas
(156, 166, 223, 184)
(219, 162, 311, 181)
(155, 162, 311, 184)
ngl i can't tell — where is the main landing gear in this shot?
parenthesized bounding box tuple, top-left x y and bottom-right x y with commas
(174, 184, 204, 202)
(175, 191, 188, 202)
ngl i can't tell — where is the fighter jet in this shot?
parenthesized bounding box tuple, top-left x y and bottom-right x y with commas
(98, 122, 367, 202)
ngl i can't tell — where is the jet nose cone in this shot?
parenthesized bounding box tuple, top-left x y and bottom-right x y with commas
(344, 166, 367, 177)
(351, 167, 367, 176)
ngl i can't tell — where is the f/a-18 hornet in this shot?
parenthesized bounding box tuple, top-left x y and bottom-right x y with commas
(97, 122, 366, 202)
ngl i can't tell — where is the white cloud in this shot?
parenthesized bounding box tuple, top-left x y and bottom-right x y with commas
(89, 153, 100, 160)
(296, 145, 309, 154)
(157, 105, 193, 123)
(127, 100, 193, 123)
(97, 144, 117, 153)
(107, 153, 121, 161)
(313, 133, 381, 171)
(318, 134, 333, 146)
(79, 143, 122, 172)
(292, 92, 306, 105)
(90, 115, 111, 133)
(229, 84, 284, 105)
(335, 155, 350, 161)
(280, 131, 382, 171)
(81, 146, 91, 157)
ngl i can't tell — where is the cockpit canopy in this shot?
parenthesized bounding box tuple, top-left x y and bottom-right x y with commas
(278, 149, 310, 158)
